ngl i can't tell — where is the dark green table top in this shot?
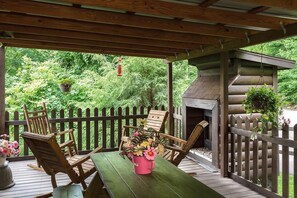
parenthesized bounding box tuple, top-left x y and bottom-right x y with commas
(91, 151, 224, 198)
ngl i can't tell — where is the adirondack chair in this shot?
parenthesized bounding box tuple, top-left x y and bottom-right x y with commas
(23, 103, 78, 169)
(119, 109, 168, 150)
(160, 120, 208, 166)
(22, 132, 103, 198)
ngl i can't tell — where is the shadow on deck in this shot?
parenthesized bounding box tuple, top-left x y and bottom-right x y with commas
(0, 157, 265, 198)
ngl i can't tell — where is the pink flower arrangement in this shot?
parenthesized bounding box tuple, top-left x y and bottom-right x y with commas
(121, 120, 165, 161)
(0, 134, 20, 158)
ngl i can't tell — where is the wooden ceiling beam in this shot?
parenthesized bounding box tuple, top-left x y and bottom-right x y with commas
(58, 0, 297, 29)
(199, 0, 220, 7)
(0, 12, 223, 44)
(12, 33, 183, 54)
(167, 22, 297, 62)
(4, 43, 164, 58)
(233, 0, 297, 10)
(0, 38, 170, 58)
(0, 24, 202, 50)
(247, 6, 270, 14)
(0, 0, 252, 39)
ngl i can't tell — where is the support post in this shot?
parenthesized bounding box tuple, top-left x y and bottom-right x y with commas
(167, 62, 173, 136)
(220, 52, 229, 177)
(0, 45, 5, 134)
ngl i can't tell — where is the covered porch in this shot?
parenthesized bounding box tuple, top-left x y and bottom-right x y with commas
(1, 0, 297, 198)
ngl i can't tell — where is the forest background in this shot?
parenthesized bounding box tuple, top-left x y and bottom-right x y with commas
(4, 36, 297, 112)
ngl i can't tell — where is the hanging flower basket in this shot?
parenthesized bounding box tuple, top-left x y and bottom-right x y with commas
(242, 85, 282, 134)
(58, 78, 74, 93)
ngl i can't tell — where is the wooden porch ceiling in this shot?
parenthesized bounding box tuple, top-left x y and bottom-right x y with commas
(0, 0, 297, 62)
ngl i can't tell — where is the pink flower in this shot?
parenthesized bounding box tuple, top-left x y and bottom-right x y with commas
(2, 148, 8, 155)
(12, 141, 19, 148)
(133, 131, 139, 136)
(144, 147, 157, 160)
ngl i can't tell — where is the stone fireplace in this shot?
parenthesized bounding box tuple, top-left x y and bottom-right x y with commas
(182, 76, 220, 167)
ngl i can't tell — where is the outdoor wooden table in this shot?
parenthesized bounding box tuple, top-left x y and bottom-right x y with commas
(90, 151, 224, 198)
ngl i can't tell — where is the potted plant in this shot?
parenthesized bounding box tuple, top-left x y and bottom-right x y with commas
(242, 85, 282, 136)
(58, 77, 75, 92)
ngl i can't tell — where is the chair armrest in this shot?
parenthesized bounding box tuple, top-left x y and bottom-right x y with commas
(59, 140, 74, 149)
(123, 125, 138, 130)
(54, 129, 74, 136)
(164, 145, 186, 154)
(70, 147, 103, 167)
(160, 133, 187, 144)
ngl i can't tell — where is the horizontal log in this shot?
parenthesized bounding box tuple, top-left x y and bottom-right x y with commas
(228, 95, 246, 104)
(232, 76, 273, 85)
(239, 66, 273, 76)
(228, 84, 273, 95)
(228, 104, 246, 114)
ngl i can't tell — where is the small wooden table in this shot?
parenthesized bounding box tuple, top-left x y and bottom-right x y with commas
(90, 151, 223, 198)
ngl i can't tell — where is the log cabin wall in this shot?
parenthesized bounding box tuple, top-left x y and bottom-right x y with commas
(187, 50, 294, 171)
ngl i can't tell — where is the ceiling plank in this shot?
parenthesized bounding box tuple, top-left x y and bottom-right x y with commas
(200, 0, 220, 7)
(247, 6, 270, 14)
(0, 12, 224, 44)
(58, 0, 297, 29)
(0, 38, 170, 58)
(0, 24, 203, 50)
(13, 33, 183, 54)
(232, 0, 297, 10)
(0, 0, 252, 38)
(166, 22, 297, 62)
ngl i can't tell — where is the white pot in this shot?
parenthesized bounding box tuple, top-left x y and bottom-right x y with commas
(0, 157, 6, 166)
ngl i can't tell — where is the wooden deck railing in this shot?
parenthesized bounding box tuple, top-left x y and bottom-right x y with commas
(229, 115, 296, 198)
(4, 106, 182, 161)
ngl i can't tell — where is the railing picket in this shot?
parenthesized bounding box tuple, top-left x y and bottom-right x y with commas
(13, 111, 19, 142)
(293, 124, 297, 197)
(117, 107, 122, 148)
(69, 109, 74, 129)
(51, 110, 57, 133)
(102, 108, 107, 148)
(110, 107, 115, 148)
(230, 115, 235, 173)
(271, 125, 278, 193)
(86, 108, 90, 150)
(60, 109, 65, 144)
(94, 108, 99, 148)
(261, 124, 268, 188)
(236, 116, 242, 176)
(252, 117, 259, 184)
(244, 117, 250, 180)
(282, 123, 289, 198)
(125, 107, 130, 137)
(22, 112, 29, 155)
(77, 108, 82, 151)
(133, 106, 137, 127)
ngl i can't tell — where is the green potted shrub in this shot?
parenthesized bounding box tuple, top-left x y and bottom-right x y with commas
(242, 85, 282, 136)
(58, 77, 75, 92)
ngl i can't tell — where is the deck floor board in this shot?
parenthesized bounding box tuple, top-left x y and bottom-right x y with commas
(0, 157, 266, 198)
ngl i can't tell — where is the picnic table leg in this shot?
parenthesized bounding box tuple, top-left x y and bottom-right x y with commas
(83, 173, 109, 198)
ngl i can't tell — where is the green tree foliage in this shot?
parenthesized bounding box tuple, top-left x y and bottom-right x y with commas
(5, 48, 197, 111)
(244, 36, 297, 106)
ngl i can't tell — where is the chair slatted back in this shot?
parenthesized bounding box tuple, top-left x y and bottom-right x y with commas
(22, 132, 77, 178)
(145, 110, 168, 132)
(161, 120, 208, 166)
(23, 103, 51, 135)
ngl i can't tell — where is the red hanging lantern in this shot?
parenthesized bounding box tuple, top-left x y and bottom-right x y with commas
(117, 57, 122, 76)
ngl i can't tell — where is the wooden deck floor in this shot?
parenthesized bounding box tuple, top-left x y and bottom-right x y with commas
(0, 157, 265, 198)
